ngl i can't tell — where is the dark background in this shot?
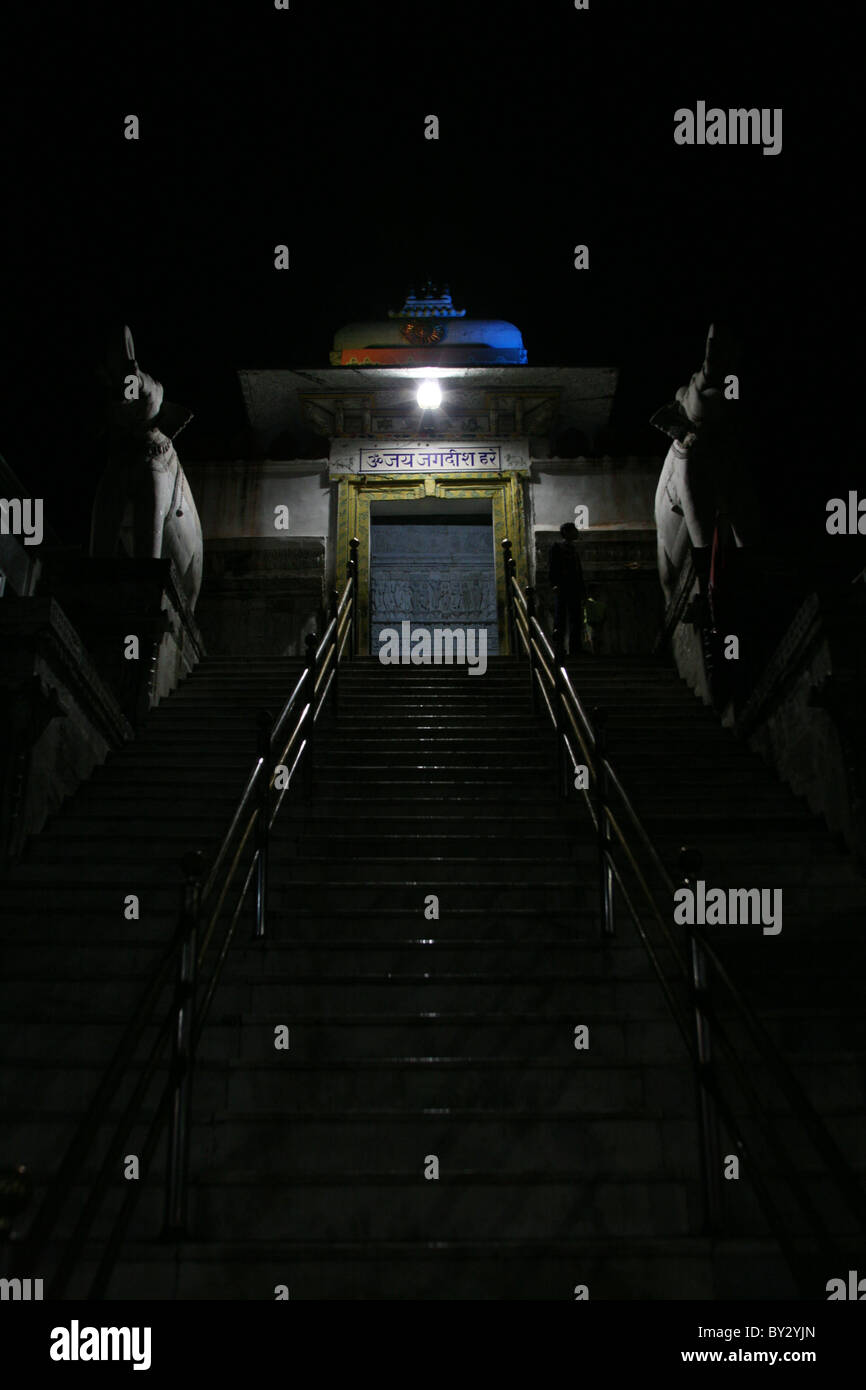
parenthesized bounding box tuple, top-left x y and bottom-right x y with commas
(0, 1, 856, 571)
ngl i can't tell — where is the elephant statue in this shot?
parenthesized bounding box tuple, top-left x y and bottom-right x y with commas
(651, 323, 756, 608)
(90, 326, 203, 610)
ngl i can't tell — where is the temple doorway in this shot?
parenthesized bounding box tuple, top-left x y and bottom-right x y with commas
(334, 471, 528, 655)
(369, 498, 498, 654)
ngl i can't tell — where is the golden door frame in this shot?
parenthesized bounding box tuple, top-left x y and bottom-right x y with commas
(334, 471, 529, 655)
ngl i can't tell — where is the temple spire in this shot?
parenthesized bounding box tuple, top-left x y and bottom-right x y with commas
(388, 281, 466, 319)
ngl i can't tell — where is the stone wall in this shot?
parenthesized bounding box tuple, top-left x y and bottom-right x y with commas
(735, 587, 866, 866)
(195, 537, 326, 657)
(533, 527, 661, 655)
(186, 459, 330, 545)
(528, 455, 662, 654)
(185, 459, 330, 652)
(0, 597, 132, 861)
(528, 455, 660, 548)
(38, 556, 205, 724)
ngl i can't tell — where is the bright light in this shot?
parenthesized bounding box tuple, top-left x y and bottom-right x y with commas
(416, 380, 442, 410)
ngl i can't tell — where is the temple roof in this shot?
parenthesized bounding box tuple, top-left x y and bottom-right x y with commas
(330, 282, 528, 366)
(387, 284, 466, 319)
(238, 364, 619, 451)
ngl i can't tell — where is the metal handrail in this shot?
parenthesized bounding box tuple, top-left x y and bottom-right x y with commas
(501, 535, 866, 1292)
(270, 671, 308, 754)
(18, 537, 362, 1298)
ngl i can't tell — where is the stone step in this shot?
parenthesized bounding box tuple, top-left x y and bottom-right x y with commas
(2, 936, 861, 997)
(3, 901, 861, 949)
(85, 763, 559, 786)
(185, 677, 525, 693)
(22, 832, 583, 864)
(147, 716, 542, 735)
(20, 1104, 862, 1202)
(298, 796, 811, 823)
(40, 1234, 805, 1301)
(33, 812, 575, 840)
(10, 1110, 702, 1177)
(106, 758, 562, 780)
(641, 807, 819, 831)
(0, 1056, 692, 1115)
(5, 1004, 857, 1066)
(5, 640, 863, 1304)
(155, 1165, 852, 1243)
(5, 862, 589, 892)
(62, 783, 559, 808)
(87, 763, 261, 786)
(272, 883, 585, 912)
(166, 685, 316, 701)
(646, 831, 844, 860)
(0, 1011, 693, 1064)
(0, 972, 674, 1017)
(6, 1051, 864, 1118)
(0, 883, 197, 911)
(0, 938, 647, 975)
(26, 1175, 697, 1250)
(140, 733, 554, 752)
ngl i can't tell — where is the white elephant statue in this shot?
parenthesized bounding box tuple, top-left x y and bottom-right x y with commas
(90, 327, 203, 610)
(651, 323, 755, 605)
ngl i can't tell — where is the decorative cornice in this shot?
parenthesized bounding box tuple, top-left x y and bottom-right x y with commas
(388, 284, 466, 319)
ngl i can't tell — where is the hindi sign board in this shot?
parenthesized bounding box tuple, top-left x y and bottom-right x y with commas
(328, 438, 530, 477)
(359, 446, 502, 474)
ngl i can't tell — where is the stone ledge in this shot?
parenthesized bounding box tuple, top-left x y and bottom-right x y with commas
(0, 596, 132, 746)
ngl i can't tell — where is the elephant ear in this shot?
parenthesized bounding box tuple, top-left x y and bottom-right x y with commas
(104, 325, 137, 385)
(702, 321, 738, 386)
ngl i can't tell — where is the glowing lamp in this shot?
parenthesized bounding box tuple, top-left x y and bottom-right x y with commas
(416, 380, 442, 410)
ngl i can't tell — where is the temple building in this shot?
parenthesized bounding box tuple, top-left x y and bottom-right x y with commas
(186, 283, 661, 660)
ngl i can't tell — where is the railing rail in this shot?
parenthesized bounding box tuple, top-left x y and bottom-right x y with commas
(502, 536, 866, 1294)
(15, 537, 362, 1299)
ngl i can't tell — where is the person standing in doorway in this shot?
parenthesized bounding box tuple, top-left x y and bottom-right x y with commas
(549, 521, 587, 657)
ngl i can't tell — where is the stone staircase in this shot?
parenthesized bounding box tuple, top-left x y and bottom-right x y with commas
(1, 654, 865, 1299)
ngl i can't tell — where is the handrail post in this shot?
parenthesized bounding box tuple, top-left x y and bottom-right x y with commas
(593, 706, 615, 937)
(254, 709, 272, 940)
(681, 845, 723, 1234)
(552, 585, 565, 666)
(304, 631, 318, 799)
(163, 850, 204, 1240)
(348, 537, 360, 657)
(526, 585, 539, 714)
(330, 588, 340, 713)
(553, 649, 566, 799)
(501, 537, 517, 657)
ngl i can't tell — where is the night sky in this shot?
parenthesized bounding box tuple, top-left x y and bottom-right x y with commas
(0, 2, 855, 566)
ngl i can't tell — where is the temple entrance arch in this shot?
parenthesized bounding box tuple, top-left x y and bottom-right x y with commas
(370, 498, 498, 653)
(334, 471, 528, 655)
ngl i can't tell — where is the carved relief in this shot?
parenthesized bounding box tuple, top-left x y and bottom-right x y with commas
(370, 521, 497, 629)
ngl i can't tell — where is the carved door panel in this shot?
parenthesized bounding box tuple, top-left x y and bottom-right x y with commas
(370, 519, 499, 654)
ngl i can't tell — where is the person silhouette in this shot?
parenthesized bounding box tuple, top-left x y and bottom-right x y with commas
(548, 521, 587, 657)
